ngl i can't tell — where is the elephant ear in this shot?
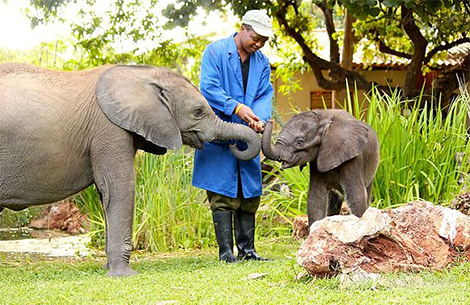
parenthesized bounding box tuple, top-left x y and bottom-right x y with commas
(317, 113, 369, 172)
(96, 65, 182, 150)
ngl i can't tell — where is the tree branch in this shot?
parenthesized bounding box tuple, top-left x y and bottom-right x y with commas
(274, 0, 372, 91)
(425, 37, 470, 63)
(377, 39, 412, 59)
(317, 1, 340, 63)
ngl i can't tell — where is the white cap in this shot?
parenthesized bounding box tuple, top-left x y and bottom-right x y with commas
(241, 10, 273, 38)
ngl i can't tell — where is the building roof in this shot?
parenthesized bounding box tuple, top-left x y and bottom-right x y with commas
(268, 30, 470, 70)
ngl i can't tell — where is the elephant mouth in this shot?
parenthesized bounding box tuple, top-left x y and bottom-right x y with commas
(281, 161, 295, 169)
(280, 155, 301, 170)
(181, 132, 204, 149)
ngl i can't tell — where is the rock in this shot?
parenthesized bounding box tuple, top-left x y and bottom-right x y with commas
(30, 199, 89, 234)
(292, 216, 309, 240)
(451, 190, 470, 216)
(292, 202, 351, 240)
(297, 201, 470, 277)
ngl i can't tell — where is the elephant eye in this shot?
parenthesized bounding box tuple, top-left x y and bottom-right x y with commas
(295, 138, 305, 148)
(194, 106, 204, 119)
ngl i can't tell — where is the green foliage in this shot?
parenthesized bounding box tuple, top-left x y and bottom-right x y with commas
(0, 40, 71, 69)
(27, 0, 73, 26)
(27, 0, 470, 97)
(0, 206, 45, 229)
(24, 0, 211, 82)
(363, 89, 470, 207)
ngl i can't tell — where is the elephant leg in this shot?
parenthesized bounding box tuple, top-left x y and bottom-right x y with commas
(307, 174, 329, 227)
(366, 182, 373, 205)
(92, 147, 137, 277)
(344, 180, 368, 218)
(327, 190, 343, 216)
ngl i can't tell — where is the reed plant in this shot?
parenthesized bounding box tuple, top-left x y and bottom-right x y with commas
(364, 88, 470, 207)
(74, 148, 212, 252)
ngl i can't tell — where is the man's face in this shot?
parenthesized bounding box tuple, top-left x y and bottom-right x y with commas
(239, 25, 269, 54)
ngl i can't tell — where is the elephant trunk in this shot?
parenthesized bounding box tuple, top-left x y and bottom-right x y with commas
(210, 118, 261, 161)
(261, 120, 286, 162)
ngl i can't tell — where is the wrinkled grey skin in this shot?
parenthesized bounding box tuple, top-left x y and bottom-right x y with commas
(262, 110, 379, 228)
(0, 63, 260, 277)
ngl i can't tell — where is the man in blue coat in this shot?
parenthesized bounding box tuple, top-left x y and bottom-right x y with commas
(192, 10, 274, 262)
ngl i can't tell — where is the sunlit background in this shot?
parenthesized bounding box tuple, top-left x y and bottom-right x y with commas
(0, 0, 238, 51)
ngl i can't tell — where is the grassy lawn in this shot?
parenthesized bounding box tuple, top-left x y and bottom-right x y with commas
(0, 237, 469, 305)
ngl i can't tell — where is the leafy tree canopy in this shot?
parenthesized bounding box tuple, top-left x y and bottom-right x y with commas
(24, 0, 211, 83)
(163, 0, 470, 105)
(28, 0, 470, 105)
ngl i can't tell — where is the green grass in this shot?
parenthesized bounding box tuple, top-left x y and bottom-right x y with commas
(0, 238, 469, 304)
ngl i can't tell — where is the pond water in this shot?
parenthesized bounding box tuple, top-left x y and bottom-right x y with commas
(0, 228, 33, 240)
(0, 231, 92, 258)
(0, 227, 74, 241)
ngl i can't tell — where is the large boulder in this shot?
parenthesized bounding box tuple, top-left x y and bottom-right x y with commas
(297, 201, 470, 277)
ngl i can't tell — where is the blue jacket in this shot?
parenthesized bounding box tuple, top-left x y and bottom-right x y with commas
(192, 33, 273, 198)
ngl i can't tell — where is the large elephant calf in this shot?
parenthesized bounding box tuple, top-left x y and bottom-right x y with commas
(0, 63, 261, 276)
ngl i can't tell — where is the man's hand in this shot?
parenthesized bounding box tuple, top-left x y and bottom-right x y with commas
(235, 104, 264, 132)
(250, 120, 265, 133)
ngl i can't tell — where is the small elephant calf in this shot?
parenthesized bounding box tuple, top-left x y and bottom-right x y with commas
(262, 109, 380, 227)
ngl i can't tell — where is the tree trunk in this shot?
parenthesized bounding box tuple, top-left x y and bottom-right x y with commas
(274, 0, 372, 93)
(401, 6, 428, 97)
(334, 10, 356, 108)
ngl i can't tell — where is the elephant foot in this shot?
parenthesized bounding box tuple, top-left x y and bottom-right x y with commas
(106, 265, 138, 277)
(105, 252, 136, 277)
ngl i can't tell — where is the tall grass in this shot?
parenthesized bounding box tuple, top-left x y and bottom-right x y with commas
(132, 149, 211, 251)
(260, 88, 470, 230)
(364, 88, 470, 207)
(257, 162, 309, 236)
(74, 148, 212, 252)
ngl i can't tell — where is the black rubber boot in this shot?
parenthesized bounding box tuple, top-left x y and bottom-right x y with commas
(234, 210, 270, 261)
(212, 210, 237, 263)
